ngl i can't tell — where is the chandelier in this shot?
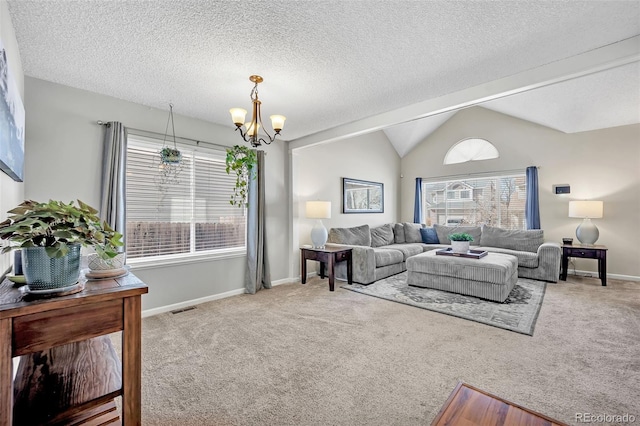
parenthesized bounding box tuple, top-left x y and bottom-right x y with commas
(229, 75, 286, 147)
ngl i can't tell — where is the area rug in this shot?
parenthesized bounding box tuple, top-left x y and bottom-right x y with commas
(341, 271, 547, 335)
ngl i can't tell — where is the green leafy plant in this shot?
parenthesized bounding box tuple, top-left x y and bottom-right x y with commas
(160, 147, 182, 164)
(0, 200, 123, 259)
(449, 232, 474, 242)
(225, 145, 257, 208)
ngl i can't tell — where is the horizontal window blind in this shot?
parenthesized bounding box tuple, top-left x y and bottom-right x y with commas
(422, 173, 526, 230)
(126, 135, 245, 260)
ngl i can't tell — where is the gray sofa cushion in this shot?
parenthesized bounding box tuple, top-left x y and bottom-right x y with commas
(370, 224, 395, 247)
(328, 224, 371, 246)
(479, 225, 544, 253)
(479, 246, 539, 268)
(393, 223, 406, 244)
(433, 224, 482, 245)
(402, 222, 423, 243)
(379, 243, 424, 261)
(373, 248, 404, 267)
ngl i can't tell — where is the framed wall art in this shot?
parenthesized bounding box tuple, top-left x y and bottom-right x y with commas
(342, 178, 384, 213)
(0, 37, 25, 182)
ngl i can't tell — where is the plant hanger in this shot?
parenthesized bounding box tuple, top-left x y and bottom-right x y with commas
(160, 103, 182, 164)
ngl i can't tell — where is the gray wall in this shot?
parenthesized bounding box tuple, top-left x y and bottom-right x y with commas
(0, 1, 24, 275)
(401, 106, 640, 279)
(23, 77, 290, 310)
(291, 131, 401, 277)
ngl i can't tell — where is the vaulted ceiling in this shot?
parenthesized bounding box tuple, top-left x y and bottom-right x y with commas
(7, 1, 640, 157)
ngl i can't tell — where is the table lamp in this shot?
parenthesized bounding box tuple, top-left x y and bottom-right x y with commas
(306, 201, 331, 248)
(568, 200, 603, 245)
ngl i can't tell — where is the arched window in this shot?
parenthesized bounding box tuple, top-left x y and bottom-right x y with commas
(443, 138, 499, 165)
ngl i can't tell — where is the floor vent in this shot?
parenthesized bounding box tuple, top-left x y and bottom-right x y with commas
(171, 306, 197, 314)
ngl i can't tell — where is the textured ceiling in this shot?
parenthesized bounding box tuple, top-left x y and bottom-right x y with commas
(6, 0, 640, 154)
(482, 62, 640, 134)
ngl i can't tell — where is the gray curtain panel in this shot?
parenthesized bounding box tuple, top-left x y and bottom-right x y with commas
(245, 150, 271, 294)
(100, 122, 127, 249)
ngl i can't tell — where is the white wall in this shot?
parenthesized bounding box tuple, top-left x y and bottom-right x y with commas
(292, 131, 401, 277)
(23, 78, 290, 310)
(0, 1, 24, 275)
(401, 106, 640, 279)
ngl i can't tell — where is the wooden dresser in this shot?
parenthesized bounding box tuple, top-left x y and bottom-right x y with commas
(0, 272, 148, 425)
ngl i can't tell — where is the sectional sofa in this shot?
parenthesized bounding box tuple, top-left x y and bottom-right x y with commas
(325, 223, 561, 285)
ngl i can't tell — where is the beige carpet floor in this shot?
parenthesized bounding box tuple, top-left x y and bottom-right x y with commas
(125, 274, 639, 425)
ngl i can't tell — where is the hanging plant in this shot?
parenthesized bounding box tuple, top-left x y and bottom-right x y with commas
(225, 145, 257, 208)
(160, 103, 182, 165)
(160, 147, 182, 164)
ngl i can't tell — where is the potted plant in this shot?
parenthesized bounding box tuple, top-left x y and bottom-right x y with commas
(449, 232, 473, 253)
(0, 200, 123, 291)
(160, 147, 182, 164)
(225, 145, 257, 208)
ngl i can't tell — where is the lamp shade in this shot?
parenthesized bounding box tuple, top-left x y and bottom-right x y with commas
(306, 201, 331, 219)
(229, 108, 247, 126)
(569, 200, 603, 219)
(270, 115, 286, 132)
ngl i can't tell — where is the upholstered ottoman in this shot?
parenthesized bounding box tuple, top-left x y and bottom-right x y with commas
(406, 249, 518, 302)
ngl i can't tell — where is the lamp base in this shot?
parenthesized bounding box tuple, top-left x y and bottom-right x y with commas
(310, 220, 328, 249)
(576, 218, 599, 245)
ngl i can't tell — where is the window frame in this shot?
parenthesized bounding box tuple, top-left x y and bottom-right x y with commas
(421, 171, 527, 230)
(125, 131, 247, 268)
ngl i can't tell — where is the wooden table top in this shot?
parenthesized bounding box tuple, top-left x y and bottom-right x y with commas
(0, 271, 148, 319)
(431, 382, 568, 426)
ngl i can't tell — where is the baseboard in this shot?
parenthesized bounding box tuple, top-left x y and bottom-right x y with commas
(142, 288, 246, 317)
(568, 269, 640, 282)
(142, 276, 305, 317)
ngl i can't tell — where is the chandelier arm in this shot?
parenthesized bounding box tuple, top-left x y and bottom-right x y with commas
(235, 126, 251, 143)
(256, 100, 275, 142)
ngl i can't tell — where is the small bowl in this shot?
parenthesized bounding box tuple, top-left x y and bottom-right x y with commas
(88, 253, 125, 271)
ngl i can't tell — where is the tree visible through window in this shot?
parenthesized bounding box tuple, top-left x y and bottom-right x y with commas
(422, 173, 526, 230)
(125, 134, 245, 260)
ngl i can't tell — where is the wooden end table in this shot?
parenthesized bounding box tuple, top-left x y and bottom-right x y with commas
(300, 246, 353, 291)
(431, 382, 568, 426)
(560, 243, 608, 286)
(0, 272, 148, 426)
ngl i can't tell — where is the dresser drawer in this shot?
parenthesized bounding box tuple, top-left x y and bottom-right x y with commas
(567, 248, 597, 258)
(335, 250, 351, 261)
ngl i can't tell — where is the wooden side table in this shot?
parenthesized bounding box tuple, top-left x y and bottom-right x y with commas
(431, 382, 567, 426)
(560, 243, 608, 286)
(300, 246, 353, 291)
(0, 272, 148, 425)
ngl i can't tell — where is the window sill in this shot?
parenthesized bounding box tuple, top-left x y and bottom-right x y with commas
(127, 248, 246, 271)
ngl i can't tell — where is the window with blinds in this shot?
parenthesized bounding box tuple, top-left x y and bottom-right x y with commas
(126, 134, 245, 260)
(422, 173, 527, 230)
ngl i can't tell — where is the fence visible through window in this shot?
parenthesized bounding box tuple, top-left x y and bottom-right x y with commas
(125, 134, 246, 260)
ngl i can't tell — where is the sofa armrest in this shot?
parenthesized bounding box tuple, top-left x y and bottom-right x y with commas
(536, 242, 562, 282)
(325, 243, 376, 284)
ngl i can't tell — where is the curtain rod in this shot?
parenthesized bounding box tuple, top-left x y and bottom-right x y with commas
(420, 167, 537, 182)
(96, 120, 234, 151)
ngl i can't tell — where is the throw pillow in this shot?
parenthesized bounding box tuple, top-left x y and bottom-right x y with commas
(393, 223, 406, 244)
(327, 224, 372, 246)
(402, 222, 424, 243)
(370, 224, 395, 247)
(479, 225, 544, 253)
(419, 227, 440, 244)
(433, 224, 482, 245)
